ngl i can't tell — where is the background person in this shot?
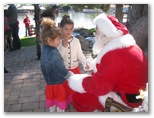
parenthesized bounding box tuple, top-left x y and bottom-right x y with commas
(4, 12, 10, 73)
(41, 5, 58, 21)
(4, 10, 12, 50)
(4, 4, 21, 51)
(23, 15, 31, 37)
(4, 13, 11, 51)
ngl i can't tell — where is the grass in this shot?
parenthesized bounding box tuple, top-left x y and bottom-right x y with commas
(20, 36, 36, 47)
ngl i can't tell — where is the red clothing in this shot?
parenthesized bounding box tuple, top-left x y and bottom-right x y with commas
(83, 44, 147, 95)
(45, 80, 74, 109)
(69, 34, 148, 111)
(23, 17, 30, 27)
(4, 16, 10, 31)
(68, 66, 80, 74)
(82, 44, 148, 108)
(73, 92, 105, 112)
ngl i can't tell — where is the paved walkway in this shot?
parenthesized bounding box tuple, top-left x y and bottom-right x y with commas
(4, 46, 92, 112)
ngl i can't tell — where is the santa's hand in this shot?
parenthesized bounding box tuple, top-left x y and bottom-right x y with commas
(68, 74, 90, 93)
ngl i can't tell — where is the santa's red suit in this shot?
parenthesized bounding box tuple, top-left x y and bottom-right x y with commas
(68, 13, 148, 112)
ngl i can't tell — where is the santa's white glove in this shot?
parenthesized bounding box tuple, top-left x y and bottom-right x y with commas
(68, 74, 90, 93)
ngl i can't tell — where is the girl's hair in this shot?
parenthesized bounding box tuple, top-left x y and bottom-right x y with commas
(40, 18, 61, 43)
(60, 14, 74, 27)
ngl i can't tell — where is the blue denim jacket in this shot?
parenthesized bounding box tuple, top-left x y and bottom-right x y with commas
(41, 44, 70, 85)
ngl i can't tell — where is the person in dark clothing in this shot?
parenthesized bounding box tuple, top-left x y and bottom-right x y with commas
(4, 10, 12, 50)
(4, 67, 9, 73)
(4, 4, 21, 51)
(41, 5, 58, 20)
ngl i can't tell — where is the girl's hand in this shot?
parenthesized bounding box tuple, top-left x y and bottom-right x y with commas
(85, 63, 90, 70)
(82, 62, 90, 71)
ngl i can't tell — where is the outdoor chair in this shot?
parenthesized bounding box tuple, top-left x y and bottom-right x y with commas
(104, 97, 133, 112)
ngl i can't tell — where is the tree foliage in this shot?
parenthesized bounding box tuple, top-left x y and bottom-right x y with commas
(71, 4, 101, 12)
(100, 4, 110, 12)
(42, 4, 111, 12)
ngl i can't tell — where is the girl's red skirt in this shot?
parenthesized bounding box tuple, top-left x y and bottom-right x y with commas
(45, 80, 74, 110)
(68, 66, 80, 74)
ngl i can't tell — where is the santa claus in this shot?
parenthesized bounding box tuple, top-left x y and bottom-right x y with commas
(68, 13, 148, 112)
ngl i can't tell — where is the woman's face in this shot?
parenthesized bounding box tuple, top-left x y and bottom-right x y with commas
(61, 24, 74, 38)
(53, 8, 58, 14)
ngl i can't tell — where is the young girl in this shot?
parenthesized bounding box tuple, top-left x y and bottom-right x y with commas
(40, 18, 74, 112)
(58, 15, 89, 74)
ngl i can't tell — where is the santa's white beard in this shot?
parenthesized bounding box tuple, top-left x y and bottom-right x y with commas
(93, 32, 112, 55)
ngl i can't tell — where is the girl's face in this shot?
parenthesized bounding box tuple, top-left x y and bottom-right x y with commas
(48, 37, 61, 48)
(61, 24, 74, 39)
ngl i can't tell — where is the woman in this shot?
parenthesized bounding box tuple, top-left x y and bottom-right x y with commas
(41, 5, 58, 20)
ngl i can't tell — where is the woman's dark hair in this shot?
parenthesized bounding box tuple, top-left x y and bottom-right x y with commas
(60, 14, 74, 27)
(51, 5, 58, 13)
(41, 5, 58, 20)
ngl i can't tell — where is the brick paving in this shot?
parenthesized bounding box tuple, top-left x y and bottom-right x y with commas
(4, 45, 92, 112)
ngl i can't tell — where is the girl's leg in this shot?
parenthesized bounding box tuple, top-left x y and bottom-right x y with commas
(49, 105, 56, 112)
(57, 106, 65, 112)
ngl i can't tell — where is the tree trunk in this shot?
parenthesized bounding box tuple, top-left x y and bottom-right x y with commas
(128, 4, 148, 57)
(115, 4, 123, 23)
(34, 4, 42, 60)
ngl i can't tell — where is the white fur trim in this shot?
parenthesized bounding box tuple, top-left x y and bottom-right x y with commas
(98, 92, 130, 111)
(94, 13, 123, 38)
(95, 34, 136, 66)
(68, 74, 91, 93)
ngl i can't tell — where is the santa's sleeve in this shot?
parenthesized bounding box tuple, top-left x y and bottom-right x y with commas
(82, 52, 122, 96)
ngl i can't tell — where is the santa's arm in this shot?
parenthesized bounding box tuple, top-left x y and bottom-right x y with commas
(68, 53, 122, 95)
(83, 53, 122, 95)
(68, 74, 91, 93)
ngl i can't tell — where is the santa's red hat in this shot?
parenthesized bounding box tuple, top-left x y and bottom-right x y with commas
(94, 13, 129, 38)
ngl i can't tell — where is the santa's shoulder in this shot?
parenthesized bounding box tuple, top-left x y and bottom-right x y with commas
(108, 34, 136, 49)
(96, 34, 136, 64)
